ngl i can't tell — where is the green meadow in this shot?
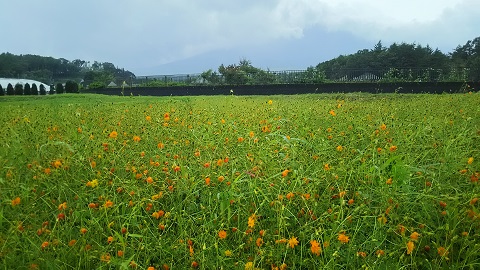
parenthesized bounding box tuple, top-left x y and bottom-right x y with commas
(0, 93, 479, 269)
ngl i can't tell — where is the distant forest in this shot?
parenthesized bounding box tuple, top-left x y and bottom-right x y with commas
(198, 36, 480, 84)
(0, 54, 135, 88)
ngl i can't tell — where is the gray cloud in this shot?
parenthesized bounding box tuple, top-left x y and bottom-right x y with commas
(0, 0, 478, 74)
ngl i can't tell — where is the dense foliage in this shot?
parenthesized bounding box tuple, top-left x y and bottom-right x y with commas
(198, 37, 480, 84)
(0, 53, 136, 88)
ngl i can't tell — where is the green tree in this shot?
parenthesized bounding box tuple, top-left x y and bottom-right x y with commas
(0, 84, 4, 96)
(14, 83, 23, 95)
(56, 83, 64, 94)
(7, 83, 14, 95)
(24, 83, 31, 95)
(39, 84, 47, 95)
(88, 81, 106, 89)
(31, 83, 38, 95)
(65, 80, 79, 93)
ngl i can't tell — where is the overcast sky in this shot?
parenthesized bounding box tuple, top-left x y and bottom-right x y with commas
(1, 0, 478, 75)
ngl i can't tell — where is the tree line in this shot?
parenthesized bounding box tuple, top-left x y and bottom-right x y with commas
(0, 80, 82, 96)
(0, 53, 136, 89)
(198, 36, 480, 84)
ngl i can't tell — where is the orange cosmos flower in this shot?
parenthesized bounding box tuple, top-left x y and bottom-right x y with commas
(41, 241, 49, 250)
(376, 249, 385, 257)
(336, 145, 343, 152)
(437, 246, 449, 257)
(11, 197, 21, 206)
(338, 233, 349, 244)
(329, 110, 336, 116)
(470, 198, 478, 205)
(410, 231, 420, 241)
(286, 192, 295, 200)
(133, 135, 141, 142)
(357, 251, 367, 257)
(58, 202, 67, 210)
(389, 145, 397, 152)
(218, 230, 227, 239)
(68, 239, 77, 247)
(439, 201, 447, 208)
(108, 131, 118, 138)
(104, 200, 114, 208)
(406, 241, 415, 254)
(380, 123, 387, 130)
(288, 237, 299, 248)
(256, 237, 263, 247)
(53, 160, 62, 168)
(145, 115, 151, 121)
(310, 240, 322, 256)
(281, 169, 289, 177)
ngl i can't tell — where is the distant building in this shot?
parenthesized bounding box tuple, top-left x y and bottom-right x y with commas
(0, 78, 50, 91)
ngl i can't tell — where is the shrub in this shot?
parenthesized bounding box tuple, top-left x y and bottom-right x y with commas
(39, 84, 46, 95)
(65, 80, 79, 93)
(24, 83, 31, 95)
(56, 83, 64, 94)
(31, 83, 38, 95)
(0, 84, 4, 96)
(14, 83, 23, 95)
(88, 81, 106, 89)
(7, 83, 14, 95)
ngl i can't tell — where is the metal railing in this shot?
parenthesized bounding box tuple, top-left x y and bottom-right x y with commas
(131, 67, 473, 86)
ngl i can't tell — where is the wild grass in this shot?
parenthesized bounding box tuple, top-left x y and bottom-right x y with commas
(0, 92, 479, 269)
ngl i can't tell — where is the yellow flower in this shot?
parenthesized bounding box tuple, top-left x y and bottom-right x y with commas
(248, 214, 256, 228)
(86, 179, 99, 188)
(268, 100, 273, 105)
(468, 157, 474, 164)
(406, 241, 415, 255)
(336, 145, 343, 152)
(145, 115, 151, 121)
(288, 237, 299, 248)
(245, 262, 254, 270)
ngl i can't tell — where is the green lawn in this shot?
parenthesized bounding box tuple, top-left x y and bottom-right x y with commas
(1, 93, 479, 269)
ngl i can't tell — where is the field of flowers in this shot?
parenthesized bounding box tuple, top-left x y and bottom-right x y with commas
(1, 93, 479, 269)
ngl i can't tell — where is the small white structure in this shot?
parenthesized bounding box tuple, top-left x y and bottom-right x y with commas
(0, 78, 50, 92)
